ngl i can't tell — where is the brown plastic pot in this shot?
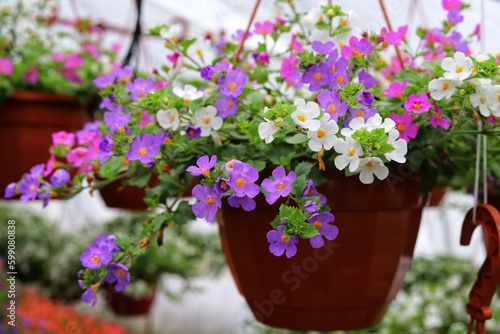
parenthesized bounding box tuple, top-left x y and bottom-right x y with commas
(0, 91, 90, 193)
(99, 179, 150, 211)
(427, 186, 448, 207)
(217, 169, 427, 331)
(108, 282, 157, 316)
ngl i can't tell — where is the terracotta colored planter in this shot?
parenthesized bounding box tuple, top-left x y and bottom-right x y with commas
(427, 186, 449, 207)
(108, 284, 157, 316)
(0, 91, 90, 192)
(99, 180, 150, 211)
(218, 170, 427, 331)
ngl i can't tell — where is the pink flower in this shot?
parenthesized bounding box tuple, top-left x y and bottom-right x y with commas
(82, 43, 100, 58)
(381, 26, 408, 46)
(67, 147, 88, 167)
(52, 53, 66, 62)
(389, 112, 418, 142)
(383, 79, 407, 99)
(43, 154, 56, 177)
(404, 94, 431, 113)
(254, 21, 275, 36)
(0, 57, 13, 76)
(430, 111, 451, 130)
(290, 34, 303, 52)
(65, 53, 84, 69)
(52, 131, 75, 146)
(111, 42, 122, 52)
(23, 68, 39, 83)
(442, 0, 461, 11)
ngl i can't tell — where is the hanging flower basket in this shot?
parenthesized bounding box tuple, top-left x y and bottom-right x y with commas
(218, 170, 426, 331)
(0, 91, 90, 193)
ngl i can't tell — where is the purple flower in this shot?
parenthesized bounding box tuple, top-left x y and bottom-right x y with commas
(52, 131, 75, 146)
(231, 29, 253, 41)
(80, 243, 113, 269)
(215, 177, 231, 195)
(307, 212, 338, 248)
(126, 77, 155, 100)
(301, 63, 331, 92)
(261, 166, 296, 205)
(4, 182, 16, 199)
(317, 90, 347, 122)
(94, 234, 120, 253)
(93, 72, 117, 88)
(37, 184, 52, 208)
(215, 97, 238, 118)
(228, 162, 260, 198)
(357, 90, 374, 107)
(343, 106, 378, 127)
(358, 68, 377, 88)
(81, 286, 98, 306)
(304, 200, 319, 214)
(218, 69, 247, 98)
(50, 169, 70, 187)
(187, 155, 217, 177)
(105, 263, 131, 292)
(98, 135, 114, 164)
(328, 57, 349, 89)
(311, 41, 335, 55)
(19, 175, 39, 202)
(302, 179, 327, 205)
(104, 110, 131, 133)
(227, 194, 256, 211)
(30, 163, 45, 177)
(127, 134, 160, 165)
(185, 126, 202, 139)
(267, 225, 299, 258)
(201, 66, 215, 81)
(191, 185, 221, 222)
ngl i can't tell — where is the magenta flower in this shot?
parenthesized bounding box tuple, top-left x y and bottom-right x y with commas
(185, 126, 201, 139)
(167, 52, 181, 65)
(389, 112, 418, 142)
(126, 77, 155, 100)
(267, 225, 299, 258)
(255, 52, 270, 66)
(381, 26, 408, 46)
(187, 155, 217, 177)
(23, 68, 39, 83)
(65, 53, 84, 68)
(50, 169, 70, 187)
(307, 212, 338, 248)
(67, 147, 88, 167)
(254, 21, 275, 36)
(430, 111, 452, 130)
(43, 155, 56, 177)
(228, 162, 260, 199)
(227, 194, 256, 211)
(442, 0, 461, 11)
(261, 166, 296, 205)
(104, 110, 131, 133)
(0, 58, 13, 76)
(105, 263, 131, 292)
(302, 63, 331, 91)
(404, 94, 431, 113)
(191, 184, 221, 222)
(127, 134, 160, 165)
(280, 56, 300, 87)
(218, 69, 247, 98)
(215, 97, 238, 118)
(383, 79, 407, 98)
(62, 128, 82, 145)
(317, 89, 348, 122)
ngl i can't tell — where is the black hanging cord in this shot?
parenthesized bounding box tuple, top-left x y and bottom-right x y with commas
(122, 0, 142, 67)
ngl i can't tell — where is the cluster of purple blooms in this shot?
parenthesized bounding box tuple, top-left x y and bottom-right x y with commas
(188, 156, 339, 258)
(79, 234, 130, 306)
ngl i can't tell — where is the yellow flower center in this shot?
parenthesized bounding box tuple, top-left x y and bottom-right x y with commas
(330, 65, 336, 73)
(336, 76, 345, 84)
(413, 103, 421, 110)
(313, 73, 323, 81)
(196, 48, 203, 57)
(117, 269, 127, 277)
(169, 115, 175, 122)
(348, 148, 356, 157)
(281, 235, 290, 243)
(229, 82, 237, 91)
(442, 82, 450, 90)
(365, 160, 374, 168)
(92, 255, 101, 264)
(297, 113, 306, 122)
(356, 111, 365, 117)
(317, 129, 326, 138)
(455, 65, 463, 73)
(397, 124, 405, 132)
(480, 96, 486, 104)
(328, 105, 336, 114)
(139, 148, 148, 156)
(277, 182, 286, 191)
(228, 101, 234, 109)
(236, 178, 246, 188)
(314, 220, 321, 229)
(206, 195, 215, 206)
(203, 117, 211, 125)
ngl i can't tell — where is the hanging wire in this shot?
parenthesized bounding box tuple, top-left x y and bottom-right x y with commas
(123, 0, 142, 68)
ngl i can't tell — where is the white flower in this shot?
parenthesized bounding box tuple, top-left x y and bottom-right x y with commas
(192, 106, 222, 137)
(292, 98, 321, 131)
(468, 77, 492, 87)
(384, 130, 407, 163)
(157, 108, 180, 130)
(187, 39, 213, 64)
(341, 116, 366, 137)
(173, 84, 204, 105)
(307, 114, 338, 152)
(333, 136, 363, 172)
(470, 84, 496, 117)
(488, 85, 500, 116)
(441, 51, 473, 80)
(428, 78, 461, 100)
(356, 157, 389, 184)
(303, 6, 325, 30)
(308, 29, 330, 44)
(365, 114, 395, 133)
(160, 24, 183, 42)
(258, 118, 279, 143)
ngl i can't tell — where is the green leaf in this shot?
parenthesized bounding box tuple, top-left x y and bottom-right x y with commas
(115, 235, 132, 249)
(126, 172, 151, 188)
(98, 156, 124, 179)
(150, 214, 167, 231)
(284, 133, 308, 144)
(292, 175, 307, 198)
(300, 224, 320, 238)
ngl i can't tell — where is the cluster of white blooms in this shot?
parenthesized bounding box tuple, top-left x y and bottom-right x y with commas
(258, 98, 408, 185)
(157, 84, 222, 137)
(429, 52, 500, 117)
